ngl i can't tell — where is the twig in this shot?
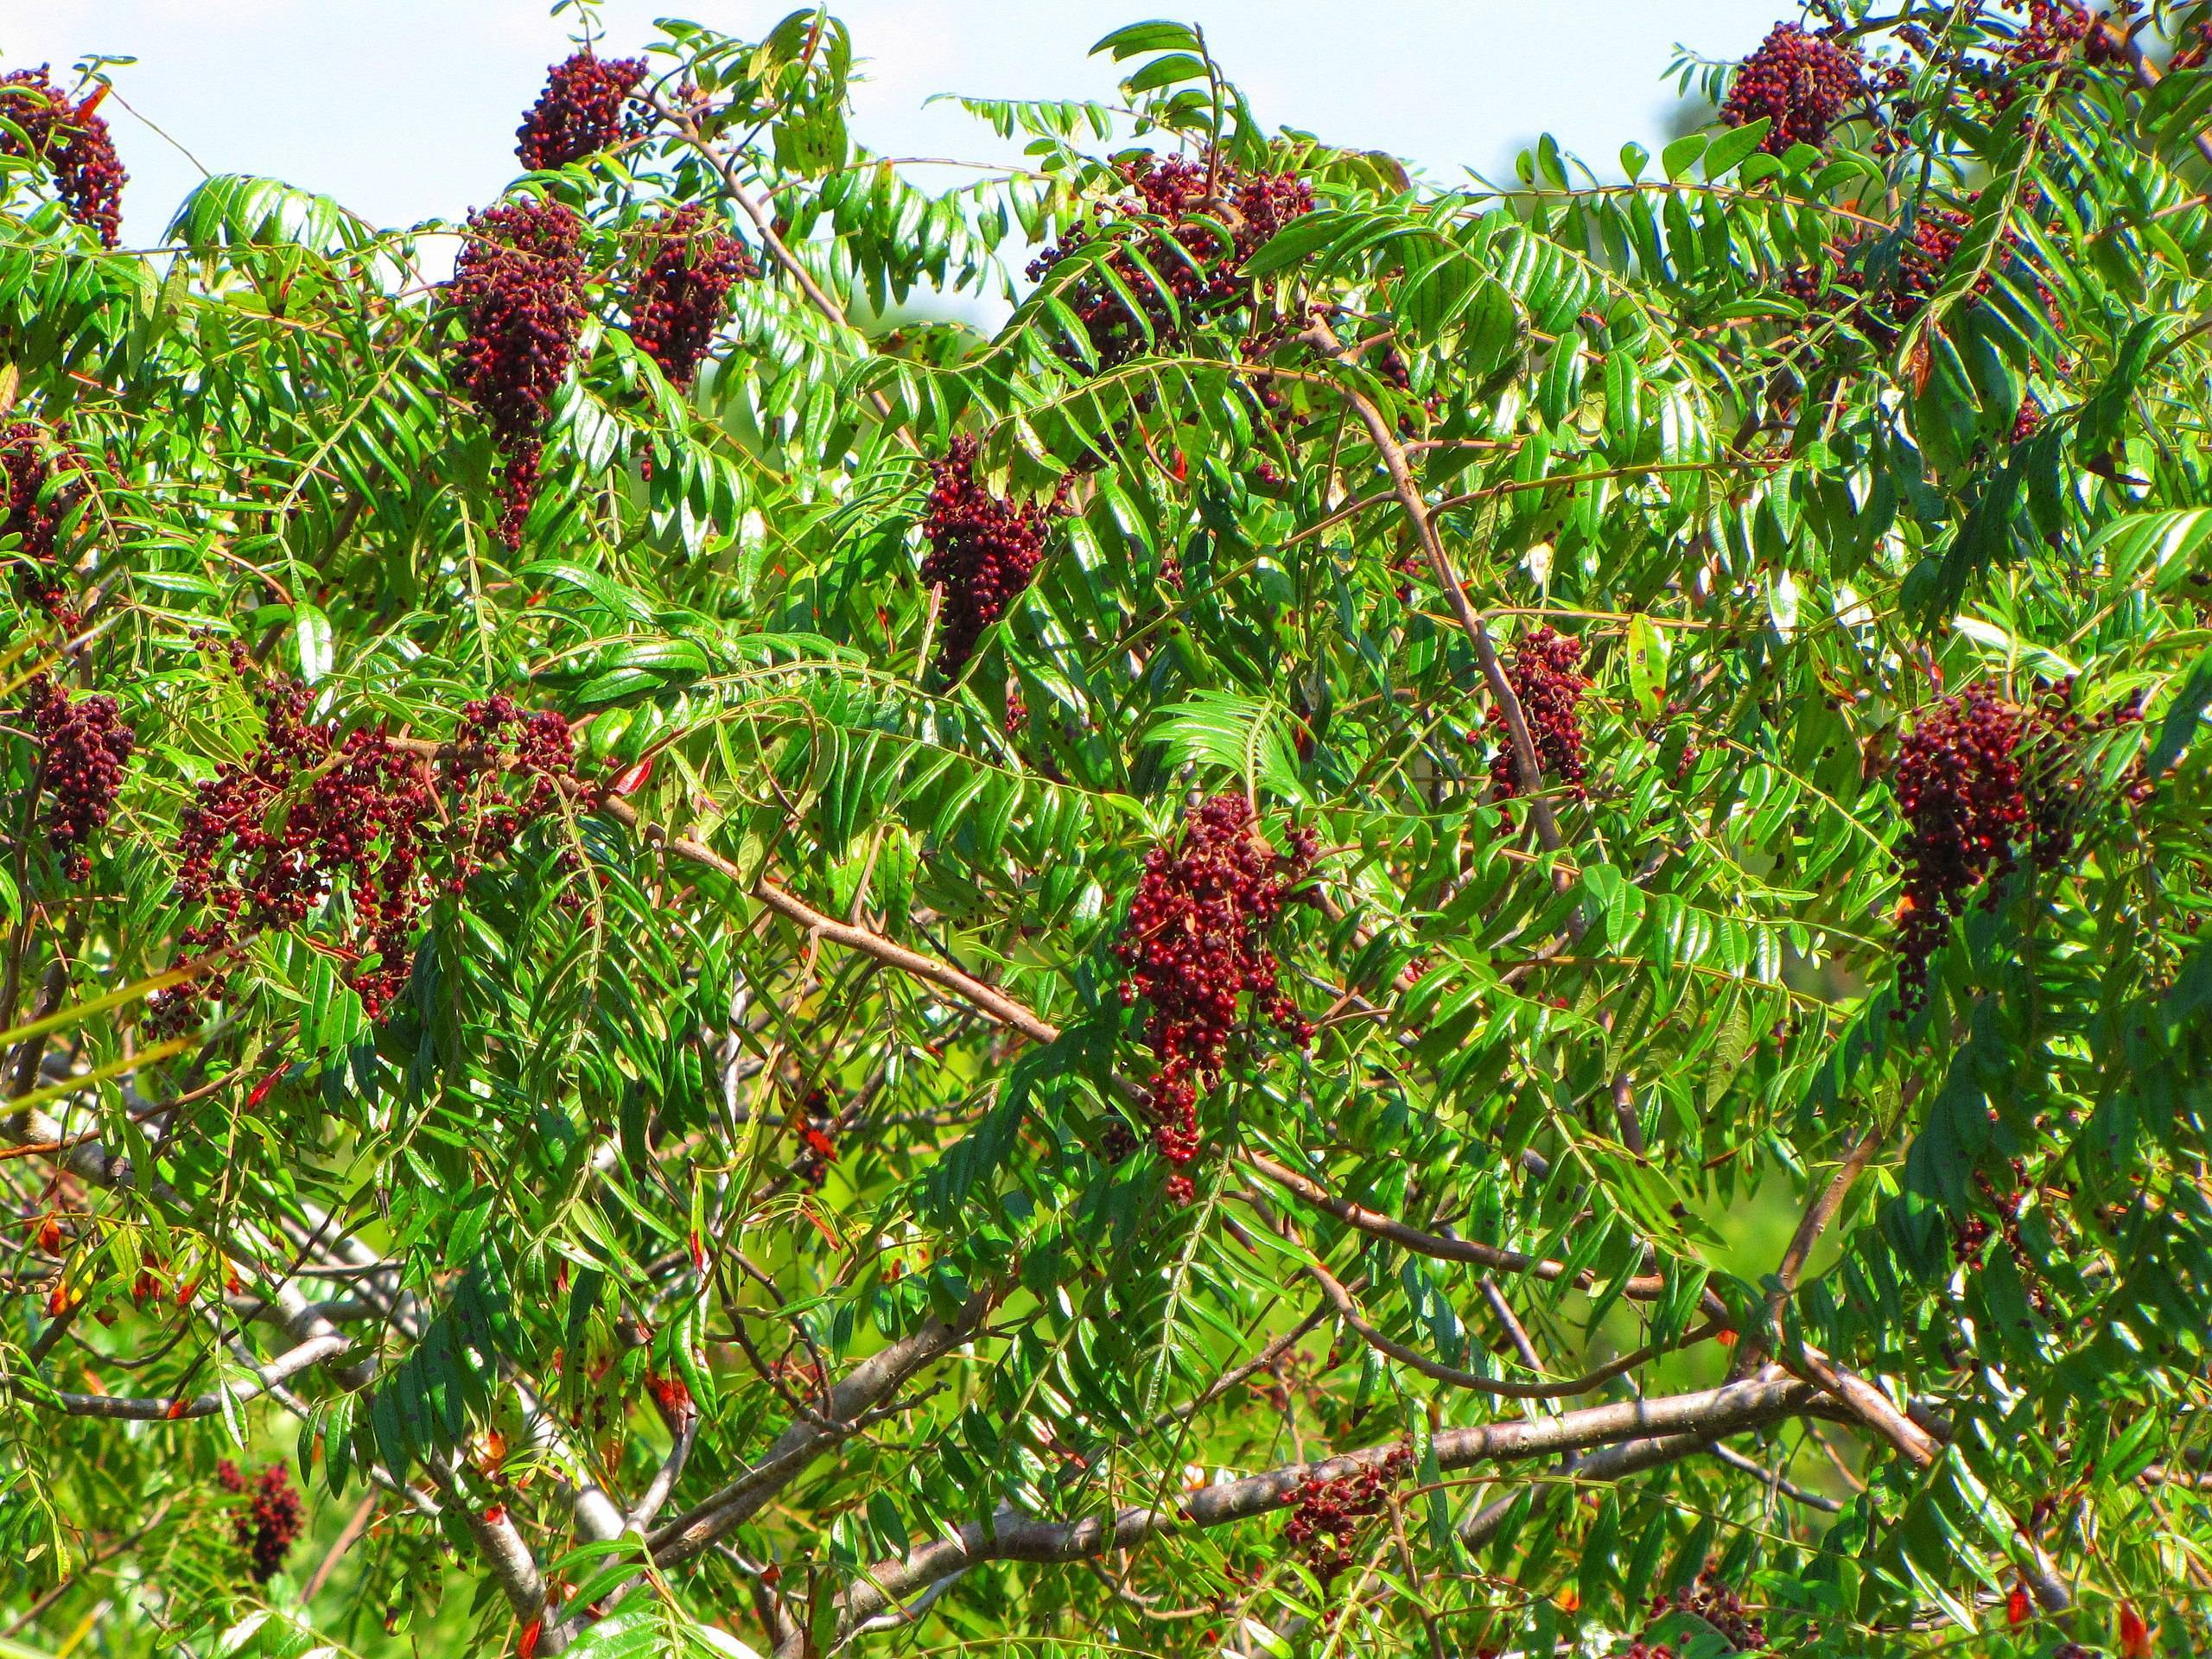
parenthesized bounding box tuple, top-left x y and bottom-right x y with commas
(1707, 1440, 1842, 1511)
(1243, 1149, 1679, 1303)
(300, 1492, 379, 1602)
(1299, 313, 1569, 862)
(1172, 1302, 1332, 1423)
(1307, 1260, 1720, 1399)
(647, 1293, 996, 1567)
(630, 1412, 699, 1530)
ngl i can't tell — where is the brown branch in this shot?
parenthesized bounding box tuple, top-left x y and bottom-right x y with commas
(594, 793, 1062, 1046)
(1249, 1147, 1929, 1471)
(299, 1491, 379, 1603)
(1243, 1149, 1681, 1304)
(1777, 1349, 1939, 1470)
(646, 1290, 997, 1567)
(424, 1449, 548, 1627)
(31, 1329, 353, 1420)
(1772, 1111, 1896, 1316)
(1298, 313, 1568, 861)
(829, 1376, 1831, 1637)
(1460, 1425, 1719, 1549)
(1307, 1260, 1721, 1399)
(1478, 1276, 1545, 1374)
(1707, 1440, 1844, 1511)
(1171, 1300, 1332, 1423)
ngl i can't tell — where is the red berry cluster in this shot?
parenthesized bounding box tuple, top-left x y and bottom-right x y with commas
(1115, 794, 1317, 1202)
(152, 662, 576, 1033)
(1952, 1157, 2031, 1263)
(1999, 1, 2131, 77)
(1649, 1572, 1767, 1652)
(1281, 1443, 1412, 1587)
(626, 204, 756, 388)
(2, 420, 85, 629)
(1027, 150, 1313, 371)
(24, 676, 133, 880)
(1098, 1115, 1140, 1165)
(0, 71, 126, 247)
(220, 1461, 303, 1584)
(1884, 3, 2129, 119)
(1488, 626, 1589, 801)
(448, 197, 588, 548)
(1721, 22, 1867, 155)
(516, 50, 647, 172)
(1891, 683, 2032, 1009)
(160, 672, 435, 1028)
(918, 436, 1065, 678)
(1892, 681, 2145, 1009)
(1782, 206, 1980, 351)
(791, 1086, 838, 1189)
(447, 691, 576, 880)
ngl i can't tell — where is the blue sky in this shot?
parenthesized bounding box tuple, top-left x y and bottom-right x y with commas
(0, 1, 1785, 246)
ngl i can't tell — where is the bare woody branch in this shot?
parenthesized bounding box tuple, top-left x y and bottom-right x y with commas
(648, 1291, 997, 1567)
(823, 1376, 1833, 1642)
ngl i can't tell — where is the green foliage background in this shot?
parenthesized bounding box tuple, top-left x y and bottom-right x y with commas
(2, 3, 2211, 1656)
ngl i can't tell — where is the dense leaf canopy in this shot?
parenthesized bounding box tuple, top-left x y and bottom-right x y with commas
(3, 4, 2212, 1657)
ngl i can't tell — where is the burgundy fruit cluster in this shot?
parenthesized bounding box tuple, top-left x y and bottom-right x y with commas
(1649, 1573, 1767, 1652)
(1721, 22, 1866, 155)
(447, 691, 576, 880)
(1782, 205, 1980, 351)
(1115, 793, 1316, 1202)
(1999, 1, 2130, 78)
(1892, 681, 2147, 1009)
(1488, 626, 1589, 801)
(2, 420, 84, 630)
(25, 676, 133, 880)
(1027, 150, 1313, 371)
(1880, 3, 2129, 121)
(516, 50, 647, 172)
(0, 70, 125, 247)
(161, 672, 436, 1028)
(151, 663, 575, 1033)
(626, 203, 757, 387)
(1891, 683, 2033, 1010)
(448, 197, 588, 548)
(918, 436, 1065, 678)
(217, 1461, 303, 1584)
(1281, 1442, 1411, 1587)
